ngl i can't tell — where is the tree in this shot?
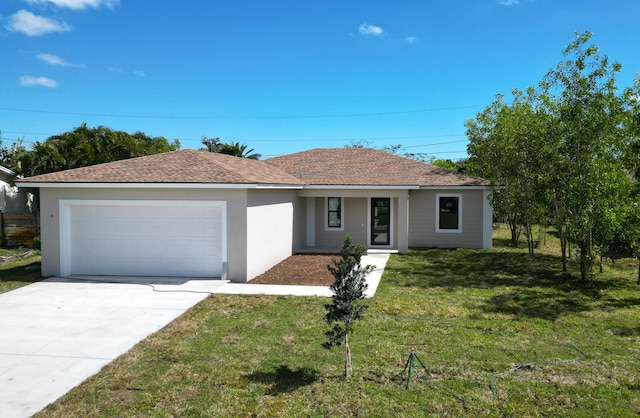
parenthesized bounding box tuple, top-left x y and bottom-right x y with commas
(200, 136, 221, 152)
(217, 141, 261, 160)
(322, 235, 372, 377)
(345, 139, 373, 148)
(2, 123, 180, 178)
(542, 31, 633, 281)
(431, 159, 458, 172)
(466, 89, 552, 253)
(201, 137, 261, 160)
(466, 31, 637, 281)
(617, 76, 640, 283)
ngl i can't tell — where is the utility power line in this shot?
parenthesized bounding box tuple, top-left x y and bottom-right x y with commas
(0, 104, 483, 121)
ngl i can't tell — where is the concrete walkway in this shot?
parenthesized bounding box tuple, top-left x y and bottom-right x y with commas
(0, 253, 389, 417)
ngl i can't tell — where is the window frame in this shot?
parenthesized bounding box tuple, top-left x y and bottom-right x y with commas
(436, 193, 462, 233)
(325, 196, 344, 231)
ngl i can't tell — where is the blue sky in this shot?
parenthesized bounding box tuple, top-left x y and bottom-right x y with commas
(1, 0, 638, 159)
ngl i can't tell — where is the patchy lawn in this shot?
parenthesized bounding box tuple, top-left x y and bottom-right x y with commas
(0, 248, 42, 294)
(36, 227, 640, 417)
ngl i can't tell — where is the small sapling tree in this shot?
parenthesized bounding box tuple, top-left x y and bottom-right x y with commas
(323, 235, 373, 377)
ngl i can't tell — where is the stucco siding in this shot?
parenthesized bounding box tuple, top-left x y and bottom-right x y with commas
(292, 196, 307, 253)
(313, 197, 367, 248)
(39, 187, 248, 280)
(246, 189, 297, 281)
(408, 189, 486, 248)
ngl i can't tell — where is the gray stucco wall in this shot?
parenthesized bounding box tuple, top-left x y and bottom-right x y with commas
(313, 197, 368, 248)
(246, 189, 299, 280)
(408, 189, 486, 248)
(292, 196, 307, 253)
(39, 187, 249, 280)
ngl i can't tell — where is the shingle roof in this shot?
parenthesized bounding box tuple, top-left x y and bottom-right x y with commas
(17, 149, 304, 185)
(265, 148, 491, 187)
(17, 147, 491, 188)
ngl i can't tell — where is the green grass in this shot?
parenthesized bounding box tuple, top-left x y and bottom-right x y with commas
(37, 227, 640, 417)
(0, 248, 42, 294)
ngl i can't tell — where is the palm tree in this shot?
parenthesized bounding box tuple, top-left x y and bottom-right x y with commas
(200, 136, 221, 152)
(202, 138, 261, 160)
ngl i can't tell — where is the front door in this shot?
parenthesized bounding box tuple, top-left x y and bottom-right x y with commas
(371, 198, 390, 246)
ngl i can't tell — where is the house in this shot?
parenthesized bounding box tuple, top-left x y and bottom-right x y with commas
(0, 164, 35, 213)
(16, 148, 493, 282)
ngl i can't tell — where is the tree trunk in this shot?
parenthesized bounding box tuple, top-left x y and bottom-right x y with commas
(599, 252, 603, 273)
(525, 223, 535, 256)
(559, 224, 568, 272)
(508, 218, 521, 246)
(579, 240, 593, 282)
(344, 334, 352, 377)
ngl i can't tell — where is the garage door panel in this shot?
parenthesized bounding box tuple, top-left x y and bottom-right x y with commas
(65, 202, 224, 278)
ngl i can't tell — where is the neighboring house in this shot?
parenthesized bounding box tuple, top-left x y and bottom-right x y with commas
(0, 165, 35, 213)
(16, 148, 493, 282)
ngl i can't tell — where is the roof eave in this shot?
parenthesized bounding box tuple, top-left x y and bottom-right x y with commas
(302, 184, 421, 190)
(15, 182, 304, 190)
(418, 185, 493, 190)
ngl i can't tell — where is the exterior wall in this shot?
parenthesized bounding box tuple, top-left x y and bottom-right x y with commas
(292, 196, 307, 253)
(246, 189, 298, 281)
(314, 197, 368, 248)
(39, 187, 249, 280)
(408, 189, 489, 249)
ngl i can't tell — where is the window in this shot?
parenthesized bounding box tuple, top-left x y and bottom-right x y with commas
(326, 197, 343, 230)
(436, 194, 462, 233)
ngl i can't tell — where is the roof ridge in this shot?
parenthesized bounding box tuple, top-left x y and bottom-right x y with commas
(191, 150, 304, 184)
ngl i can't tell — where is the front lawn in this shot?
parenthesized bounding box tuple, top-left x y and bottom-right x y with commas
(0, 248, 42, 294)
(37, 228, 640, 417)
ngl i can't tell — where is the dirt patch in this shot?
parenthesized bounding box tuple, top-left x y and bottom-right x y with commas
(248, 255, 337, 286)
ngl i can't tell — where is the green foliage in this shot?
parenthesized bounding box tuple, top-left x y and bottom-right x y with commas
(466, 31, 638, 281)
(200, 136, 261, 159)
(466, 88, 552, 253)
(323, 235, 372, 376)
(542, 31, 633, 281)
(431, 158, 458, 171)
(1, 123, 180, 178)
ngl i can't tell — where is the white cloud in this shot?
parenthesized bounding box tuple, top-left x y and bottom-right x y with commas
(405, 36, 418, 44)
(133, 70, 146, 77)
(37, 52, 79, 67)
(6, 10, 71, 36)
(20, 75, 58, 88)
(26, 0, 119, 10)
(499, 0, 520, 5)
(358, 23, 384, 37)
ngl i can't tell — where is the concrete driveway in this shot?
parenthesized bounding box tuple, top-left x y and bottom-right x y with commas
(0, 277, 226, 418)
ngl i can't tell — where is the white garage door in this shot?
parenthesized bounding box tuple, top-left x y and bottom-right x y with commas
(61, 201, 225, 278)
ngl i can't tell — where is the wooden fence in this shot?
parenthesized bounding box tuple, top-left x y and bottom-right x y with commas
(1, 212, 39, 247)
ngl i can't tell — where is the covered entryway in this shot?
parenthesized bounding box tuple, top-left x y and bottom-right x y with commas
(59, 200, 226, 278)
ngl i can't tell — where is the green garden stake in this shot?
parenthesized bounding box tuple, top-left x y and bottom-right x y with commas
(396, 350, 428, 390)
